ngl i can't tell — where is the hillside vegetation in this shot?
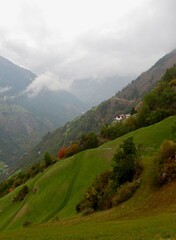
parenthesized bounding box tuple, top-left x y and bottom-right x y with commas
(0, 116, 175, 238)
(22, 50, 176, 166)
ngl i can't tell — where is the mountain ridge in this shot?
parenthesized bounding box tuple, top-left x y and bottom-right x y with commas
(22, 49, 176, 166)
(116, 49, 176, 100)
(0, 56, 86, 174)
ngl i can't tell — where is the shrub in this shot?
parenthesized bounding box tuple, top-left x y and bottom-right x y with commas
(79, 132, 99, 150)
(76, 170, 113, 213)
(14, 185, 29, 202)
(112, 180, 141, 206)
(58, 148, 66, 159)
(44, 152, 53, 167)
(82, 208, 94, 216)
(155, 140, 176, 186)
(23, 220, 31, 227)
(160, 140, 176, 161)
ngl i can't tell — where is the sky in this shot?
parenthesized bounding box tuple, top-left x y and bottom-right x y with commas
(0, 0, 176, 94)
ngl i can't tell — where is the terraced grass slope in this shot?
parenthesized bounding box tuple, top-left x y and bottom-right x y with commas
(0, 116, 176, 239)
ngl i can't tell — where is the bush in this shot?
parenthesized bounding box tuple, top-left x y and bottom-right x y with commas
(160, 140, 176, 161)
(23, 220, 31, 227)
(82, 208, 94, 216)
(154, 140, 176, 186)
(157, 163, 176, 185)
(79, 132, 99, 150)
(76, 170, 113, 213)
(13, 185, 29, 202)
(44, 152, 53, 167)
(112, 180, 141, 206)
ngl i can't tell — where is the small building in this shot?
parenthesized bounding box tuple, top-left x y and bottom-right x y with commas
(115, 114, 130, 121)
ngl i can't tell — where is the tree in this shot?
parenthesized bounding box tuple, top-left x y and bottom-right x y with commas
(44, 152, 52, 167)
(65, 143, 80, 157)
(80, 132, 99, 150)
(162, 64, 176, 82)
(112, 137, 137, 188)
(58, 148, 66, 159)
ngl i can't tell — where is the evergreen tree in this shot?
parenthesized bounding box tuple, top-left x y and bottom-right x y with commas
(112, 137, 137, 187)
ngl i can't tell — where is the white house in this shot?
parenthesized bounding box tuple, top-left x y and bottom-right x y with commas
(115, 114, 130, 121)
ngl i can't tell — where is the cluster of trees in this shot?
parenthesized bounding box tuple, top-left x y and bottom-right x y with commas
(100, 117, 137, 140)
(0, 152, 55, 198)
(58, 132, 99, 159)
(100, 65, 176, 140)
(137, 65, 176, 126)
(76, 137, 142, 214)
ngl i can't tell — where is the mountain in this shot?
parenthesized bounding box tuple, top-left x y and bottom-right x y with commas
(116, 49, 176, 100)
(22, 49, 176, 165)
(0, 101, 47, 171)
(0, 56, 35, 95)
(15, 89, 86, 128)
(70, 75, 132, 107)
(0, 56, 86, 174)
(0, 56, 86, 129)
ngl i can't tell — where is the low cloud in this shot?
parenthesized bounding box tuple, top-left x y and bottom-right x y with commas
(24, 72, 68, 97)
(0, 0, 176, 89)
(0, 86, 11, 94)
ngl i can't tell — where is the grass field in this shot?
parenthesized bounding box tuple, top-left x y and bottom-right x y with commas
(1, 211, 176, 239)
(0, 116, 176, 239)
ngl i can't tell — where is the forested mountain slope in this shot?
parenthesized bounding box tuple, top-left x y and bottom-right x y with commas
(116, 49, 176, 100)
(0, 56, 86, 174)
(23, 49, 176, 165)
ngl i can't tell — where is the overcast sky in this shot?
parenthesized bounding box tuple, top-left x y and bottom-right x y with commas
(0, 0, 176, 93)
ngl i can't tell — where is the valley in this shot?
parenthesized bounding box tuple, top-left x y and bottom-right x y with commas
(0, 50, 176, 240)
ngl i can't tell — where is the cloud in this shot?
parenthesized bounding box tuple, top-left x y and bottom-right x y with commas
(0, 0, 176, 89)
(0, 86, 11, 94)
(24, 72, 68, 97)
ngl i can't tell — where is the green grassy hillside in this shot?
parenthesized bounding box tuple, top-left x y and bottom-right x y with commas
(0, 116, 176, 239)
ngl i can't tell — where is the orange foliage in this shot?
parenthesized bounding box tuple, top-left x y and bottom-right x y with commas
(58, 143, 80, 159)
(58, 148, 66, 159)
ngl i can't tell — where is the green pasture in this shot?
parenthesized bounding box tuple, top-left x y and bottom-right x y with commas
(1, 212, 176, 240)
(0, 116, 176, 239)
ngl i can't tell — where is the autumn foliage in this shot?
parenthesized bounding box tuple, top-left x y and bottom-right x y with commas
(58, 148, 66, 159)
(58, 143, 79, 159)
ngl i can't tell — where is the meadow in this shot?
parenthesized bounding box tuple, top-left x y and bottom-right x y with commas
(0, 116, 176, 239)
